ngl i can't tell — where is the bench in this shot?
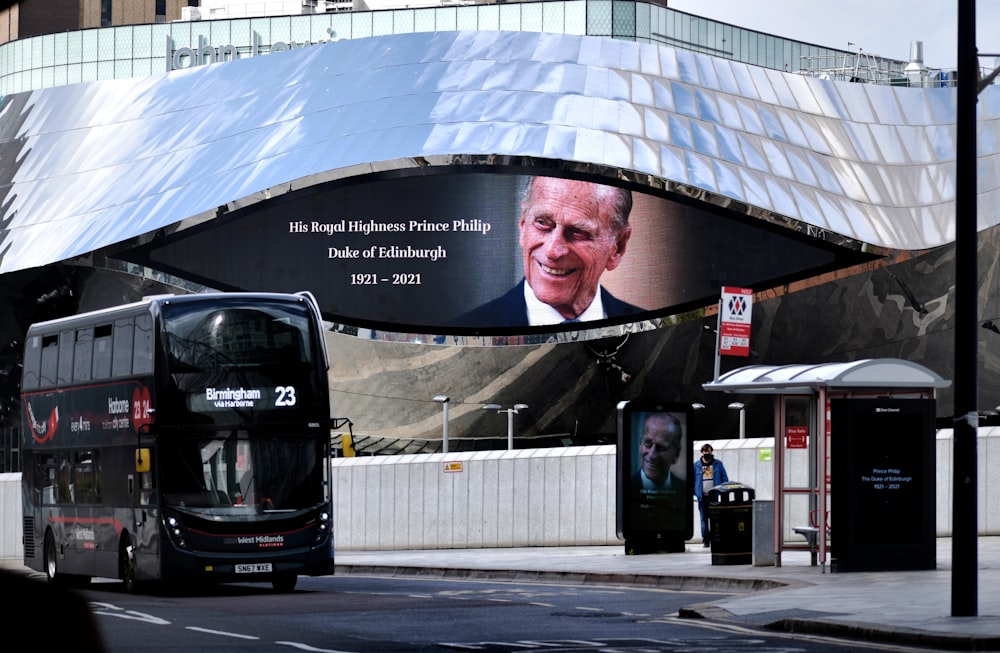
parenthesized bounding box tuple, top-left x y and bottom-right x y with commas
(793, 525, 820, 566)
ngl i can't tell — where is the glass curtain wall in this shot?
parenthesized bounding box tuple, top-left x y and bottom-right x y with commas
(0, 1, 902, 95)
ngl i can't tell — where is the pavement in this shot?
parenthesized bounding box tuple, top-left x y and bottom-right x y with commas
(336, 537, 1000, 651)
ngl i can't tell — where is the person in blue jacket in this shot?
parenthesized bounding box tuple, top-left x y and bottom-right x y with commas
(693, 443, 729, 546)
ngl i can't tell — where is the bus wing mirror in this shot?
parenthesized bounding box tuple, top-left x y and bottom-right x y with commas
(135, 448, 151, 473)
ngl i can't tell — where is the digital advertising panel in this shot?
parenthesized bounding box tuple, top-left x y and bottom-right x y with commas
(616, 400, 693, 553)
(120, 169, 862, 335)
(830, 397, 936, 572)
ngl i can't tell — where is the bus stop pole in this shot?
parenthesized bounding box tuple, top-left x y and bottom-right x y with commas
(713, 300, 722, 382)
(952, 0, 978, 618)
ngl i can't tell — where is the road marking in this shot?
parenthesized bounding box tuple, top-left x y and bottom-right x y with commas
(89, 602, 170, 625)
(186, 626, 259, 640)
(276, 642, 357, 652)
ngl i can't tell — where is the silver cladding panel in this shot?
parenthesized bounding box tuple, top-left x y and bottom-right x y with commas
(0, 30, 997, 275)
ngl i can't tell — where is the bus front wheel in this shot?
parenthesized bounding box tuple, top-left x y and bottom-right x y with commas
(119, 537, 141, 594)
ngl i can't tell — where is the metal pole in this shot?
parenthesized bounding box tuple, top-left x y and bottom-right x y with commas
(952, 0, 978, 618)
(442, 401, 450, 454)
(507, 410, 514, 451)
(434, 395, 451, 454)
(739, 408, 746, 440)
(713, 299, 722, 382)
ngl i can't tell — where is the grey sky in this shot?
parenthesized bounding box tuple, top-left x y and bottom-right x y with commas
(668, 1, 1000, 71)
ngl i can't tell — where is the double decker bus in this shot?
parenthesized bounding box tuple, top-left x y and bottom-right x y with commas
(20, 292, 336, 592)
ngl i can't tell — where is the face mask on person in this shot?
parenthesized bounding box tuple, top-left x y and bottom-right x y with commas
(702, 453, 714, 462)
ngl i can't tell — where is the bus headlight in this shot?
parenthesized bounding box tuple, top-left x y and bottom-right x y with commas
(315, 511, 330, 542)
(165, 515, 188, 548)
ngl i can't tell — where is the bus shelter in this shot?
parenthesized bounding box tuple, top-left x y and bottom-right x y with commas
(703, 358, 951, 572)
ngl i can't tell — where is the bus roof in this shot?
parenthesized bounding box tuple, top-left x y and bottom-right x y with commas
(25, 291, 320, 334)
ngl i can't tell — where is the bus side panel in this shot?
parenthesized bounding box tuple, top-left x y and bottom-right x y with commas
(65, 506, 97, 577)
(133, 505, 163, 583)
(21, 456, 42, 572)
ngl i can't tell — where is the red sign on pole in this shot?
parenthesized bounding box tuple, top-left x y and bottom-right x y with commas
(719, 286, 753, 357)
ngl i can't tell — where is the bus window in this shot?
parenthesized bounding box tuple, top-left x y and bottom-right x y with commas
(59, 455, 73, 504)
(74, 450, 100, 504)
(74, 327, 93, 383)
(37, 453, 57, 504)
(58, 329, 75, 384)
(133, 314, 153, 375)
(92, 325, 112, 380)
(112, 318, 134, 378)
(22, 335, 41, 390)
(40, 452, 73, 505)
(39, 335, 58, 388)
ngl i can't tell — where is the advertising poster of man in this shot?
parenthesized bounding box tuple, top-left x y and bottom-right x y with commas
(617, 401, 692, 552)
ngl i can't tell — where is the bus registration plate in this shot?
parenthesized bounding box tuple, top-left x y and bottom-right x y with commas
(235, 563, 272, 574)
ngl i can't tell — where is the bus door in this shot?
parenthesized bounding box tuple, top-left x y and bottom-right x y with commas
(129, 444, 158, 569)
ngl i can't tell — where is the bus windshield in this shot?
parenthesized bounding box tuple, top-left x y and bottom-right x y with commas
(164, 304, 313, 371)
(160, 430, 323, 518)
(160, 298, 325, 424)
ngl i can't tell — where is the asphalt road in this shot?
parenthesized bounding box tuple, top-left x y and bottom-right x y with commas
(68, 575, 918, 653)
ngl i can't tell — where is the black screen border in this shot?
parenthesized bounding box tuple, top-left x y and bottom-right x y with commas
(616, 400, 694, 548)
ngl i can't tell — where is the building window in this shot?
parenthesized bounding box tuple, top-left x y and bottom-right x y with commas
(156, 0, 165, 17)
(101, 0, 112, 27)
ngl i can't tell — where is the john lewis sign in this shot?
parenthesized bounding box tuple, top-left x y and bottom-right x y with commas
(166, 30, 337, 71)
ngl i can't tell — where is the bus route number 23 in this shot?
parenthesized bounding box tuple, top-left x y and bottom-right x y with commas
(275, 385, 297, 407)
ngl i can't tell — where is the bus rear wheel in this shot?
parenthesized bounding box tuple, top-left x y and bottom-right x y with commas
(271, 572, 297, 592)
(44, 532, 59, 584)
(43, 533, 90, 587)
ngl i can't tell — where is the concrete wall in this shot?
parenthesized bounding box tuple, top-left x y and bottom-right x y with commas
(1, 429, 997, 565)
(329, 437, 807, 551)
(330, 427, 1000, 549)
(0, 473, 21, 567)
(331, 445, 618, 550)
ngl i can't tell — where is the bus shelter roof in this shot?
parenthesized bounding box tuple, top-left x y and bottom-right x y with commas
(702, 358, 952, 395)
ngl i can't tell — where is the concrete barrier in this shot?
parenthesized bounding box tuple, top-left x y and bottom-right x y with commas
(331, 445, 619, 550)
(0, 473, 21, 568)
(0, 429, 997, 564)
(327, 426, 1000, 550)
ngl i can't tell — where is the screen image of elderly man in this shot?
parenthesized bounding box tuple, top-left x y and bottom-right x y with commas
(628, 412, 686, 532)
(453, 176, 643, 327)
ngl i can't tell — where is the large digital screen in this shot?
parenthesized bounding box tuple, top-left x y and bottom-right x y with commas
(122, 169, 859, 334)
(616, 401, 693, 547)
(830, 398, 936, 571)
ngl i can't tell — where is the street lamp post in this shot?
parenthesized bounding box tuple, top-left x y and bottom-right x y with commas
(433, 395, 450, 453)
(483, 403, 528, 450)
(728, 402, 746, 439)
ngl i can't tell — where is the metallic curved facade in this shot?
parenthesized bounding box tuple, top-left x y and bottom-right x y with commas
(0, 20, 998, 444)
(0, 29, 997, 281)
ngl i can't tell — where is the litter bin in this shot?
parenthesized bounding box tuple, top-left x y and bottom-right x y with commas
(708, 482, 754, 565)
